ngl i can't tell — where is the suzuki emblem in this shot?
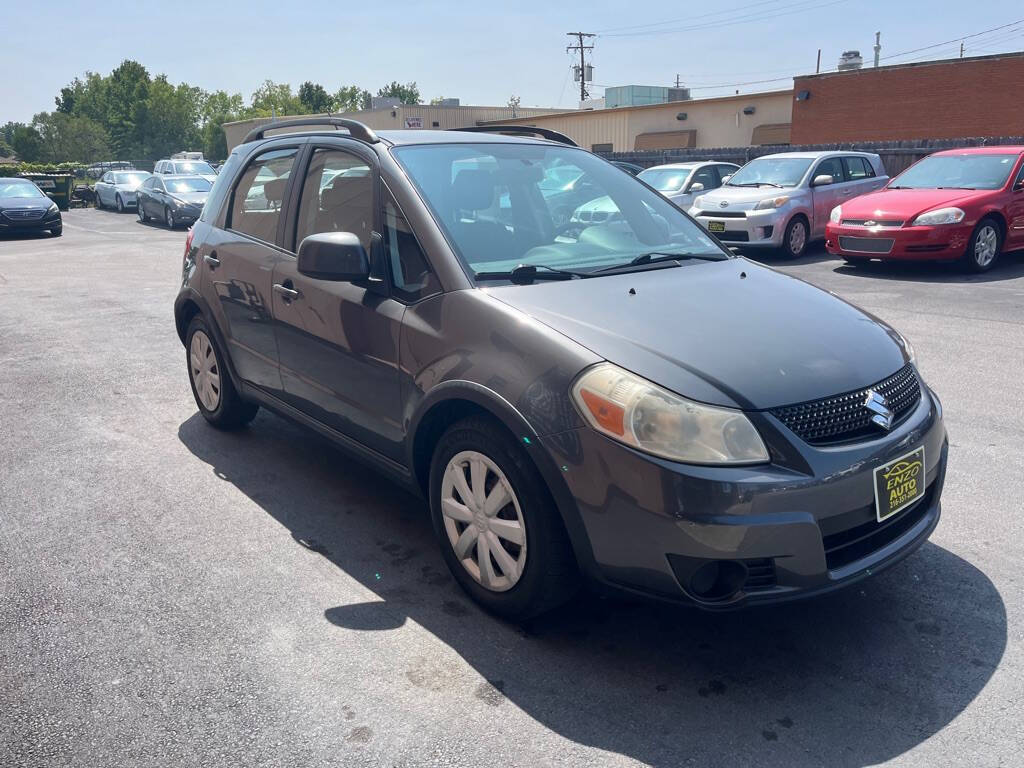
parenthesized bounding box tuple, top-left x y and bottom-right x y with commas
(864, 389, 894, 430)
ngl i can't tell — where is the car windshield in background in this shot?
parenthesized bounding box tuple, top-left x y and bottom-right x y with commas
(167, 178, 212, 193)
(174, 161, 216, 175)
(114, 172, 150, 185)
(0, 180, 46, 198)
(637, 167, 695, 192)
(393, 143, 728, 280)
(891, 154, 1019, 190)
(727, 157, 813, 187)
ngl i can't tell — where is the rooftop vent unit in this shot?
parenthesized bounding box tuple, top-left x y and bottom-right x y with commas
(667, 87, 691, 101)
(837, 50, 863, 71)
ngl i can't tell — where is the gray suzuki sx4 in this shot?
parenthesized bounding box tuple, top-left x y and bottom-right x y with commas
(174, 119, 947, 620)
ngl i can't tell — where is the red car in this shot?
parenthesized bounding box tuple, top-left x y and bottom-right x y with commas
(826, 146, 1024, 272)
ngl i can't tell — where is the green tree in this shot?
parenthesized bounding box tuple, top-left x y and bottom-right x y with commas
(376, 81, 420, 105)
(199, 90, 245, 160)
(11, 124, 43, 162)
(333, 85, 371, 112)
(298, 81, 333, 113)
(251, 80, 306, 116)
(144, 76, 203, 159)
(105, 60, 151, 157)
(29, 112, 110, 163)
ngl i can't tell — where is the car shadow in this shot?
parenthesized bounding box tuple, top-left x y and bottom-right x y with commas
(833, 248, 1024, 284)
(0, 230, 60, 241)
(178, 411, 1006, 767)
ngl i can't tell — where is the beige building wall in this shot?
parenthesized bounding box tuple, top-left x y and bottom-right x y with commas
(223, 105, 566, 151)
(482, 90, 794, 152)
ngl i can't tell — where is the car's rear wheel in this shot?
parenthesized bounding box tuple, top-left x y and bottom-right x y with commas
(429, 416, 578, 621)
(963, 218, 1002, 273)
(116, 194, 125, 213)
(185, 316, 258, 430)
(780, 216, 808, 259)
(165, 207, 175, 229)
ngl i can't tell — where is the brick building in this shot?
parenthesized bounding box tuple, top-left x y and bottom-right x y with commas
(791, 51, 1024, 144)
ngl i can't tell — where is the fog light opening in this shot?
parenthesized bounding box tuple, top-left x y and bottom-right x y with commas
(688, 560, 748, 601)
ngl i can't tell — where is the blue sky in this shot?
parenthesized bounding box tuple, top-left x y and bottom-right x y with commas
(3, 0, 1024, 123)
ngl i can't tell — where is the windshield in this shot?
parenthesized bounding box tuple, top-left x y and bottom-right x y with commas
(166, 178, 212, 193)
(113, 172, 150, 186)
(393, 143, 728, 280)
(638, 167, 695, 192)
(727, 157, 813, 188)
(891, 153, 1019, 190)
(173, 161, 216, 175)
(0, 179, 45, 199)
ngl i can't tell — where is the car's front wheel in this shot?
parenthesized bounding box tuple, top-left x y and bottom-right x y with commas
(50, 225, 62, 237)
(138, 202, 148, 222)
(429, 417, 578, 621)
(116, 194, 125, 213)
(185, 316, 258, 430)
(165, 207, 175, 229)
(780, 216, 808, 259)
(963, 218, 1002, 273)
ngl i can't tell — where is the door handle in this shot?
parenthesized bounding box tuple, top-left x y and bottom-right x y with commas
(273, 282, 301, 301)
(204, 252, 220, 269)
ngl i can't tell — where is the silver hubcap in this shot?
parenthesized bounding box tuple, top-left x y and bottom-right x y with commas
(441, 451, 526, 592)
(189, 331, 221, 412)
(789, 221, 806, 255)
(974, 225, 998, 267)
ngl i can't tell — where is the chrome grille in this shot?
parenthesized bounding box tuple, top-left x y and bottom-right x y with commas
(771, 364, 921, 445)
(2, 208, 47, 221)
(841, 219, 904, 227)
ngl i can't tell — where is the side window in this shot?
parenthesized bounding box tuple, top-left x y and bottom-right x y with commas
(229, 147, 298, 244)
(716, 165, 737, 184)
(690, 166, 718, 191)
(153, 178, 165, 193)
(383, 193, 440, 303)
(141, 177, 154, 190)
(843, 156, 873, 180)
(814, 157, 845, 184)
(1015, 161, 1024, 187)
(101, 173, 111, 183)
(294, 148, 373, 250)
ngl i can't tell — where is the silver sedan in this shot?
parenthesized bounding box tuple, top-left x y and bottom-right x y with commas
(94, 170, 153, 212)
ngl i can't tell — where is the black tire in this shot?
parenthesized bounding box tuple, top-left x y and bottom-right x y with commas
(961, 217, 1002, 273)
(428, 416, 578, 621)
(50, 226, 62, 237)
(165, 206, 175, 229)
(779, 216, 809, 259)
(116, 194, 125, 213)
(95, 194, 103, 210)
(185, 315, 258, 430)
(138, 203, 148, 223)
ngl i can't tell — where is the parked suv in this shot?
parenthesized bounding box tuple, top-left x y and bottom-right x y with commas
(155, 158, 218, 182)
(689, 151, 888, 257)
(175, 119, 946, 620)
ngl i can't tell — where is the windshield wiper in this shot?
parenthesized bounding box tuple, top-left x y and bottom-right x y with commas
(755, 182, 784, 188)
(474, 263, 591, 285)
(591, 251, 725, 274)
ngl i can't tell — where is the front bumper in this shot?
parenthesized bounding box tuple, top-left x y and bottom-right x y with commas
(825, 222, 972, 261)
(689, 207, 789, 248)
(541, 383, 947, 608)
(0, 210, 62, 232)
(170, 205, 202, 224)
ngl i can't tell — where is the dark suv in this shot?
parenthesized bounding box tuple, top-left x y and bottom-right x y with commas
(174, 118, 948, 620)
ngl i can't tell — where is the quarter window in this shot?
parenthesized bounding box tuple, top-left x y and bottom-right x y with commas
(229, 147, 298, 244)
(294, 148, 373, 251)
(383, 193, 440, 302)
(843, 156, 874, 180)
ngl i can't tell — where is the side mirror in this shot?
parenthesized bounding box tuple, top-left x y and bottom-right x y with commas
(720, 174, 732, 184)
(297, 232, 370, 282)
(688, 182, 705, 193)
(1015, 179, 1024, 191)
(812, 174, 834, 187)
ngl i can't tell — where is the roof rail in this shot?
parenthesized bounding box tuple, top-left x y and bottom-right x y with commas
(242, 117, 380, 145)
(450, 125, 578, 147)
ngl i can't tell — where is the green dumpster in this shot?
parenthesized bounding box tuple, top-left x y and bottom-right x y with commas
(19, 172, 75, 211)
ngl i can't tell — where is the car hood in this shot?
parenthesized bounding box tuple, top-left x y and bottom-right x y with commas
(485, 259, 907, 410)
(839, 187, 988, 220)
(169, 192, 208, 205)
(696, 185, 800, 210)
(0, 196, 52, 210)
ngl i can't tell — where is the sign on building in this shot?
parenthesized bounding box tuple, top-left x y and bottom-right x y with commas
(404, 117, 424, 129)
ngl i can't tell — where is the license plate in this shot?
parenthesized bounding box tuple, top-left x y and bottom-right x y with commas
(35, 179, 56, 189)
(873, 447, 926, 522)
(708, 221, 725, 232)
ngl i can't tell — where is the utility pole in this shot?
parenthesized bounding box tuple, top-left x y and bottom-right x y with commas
(816, 48, 821, 73)
(874, 31, 882, 67)
(675, 73, 682, 88)
(566, 32, 595, 101)
(960, 40, 965, 58)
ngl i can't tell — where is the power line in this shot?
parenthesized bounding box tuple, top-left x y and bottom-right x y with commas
(878, 19, 1024, 62)
(594, 0, 800, 34)
(598, 0, 849, 38)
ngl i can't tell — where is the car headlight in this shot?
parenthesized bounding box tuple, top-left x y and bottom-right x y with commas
(830, 205, 842, 223)
(912, 207, 965, 226)
(571, 363, 769, 465)
(692, 195, 706, 210)
(47, 202, 58, 213)
(171, 197, 187, 207)
(754, 196, 790, 210)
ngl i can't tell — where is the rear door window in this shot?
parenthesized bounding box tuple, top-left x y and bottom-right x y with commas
(229, 147, 298, 244)
(843, 156, 874, 180)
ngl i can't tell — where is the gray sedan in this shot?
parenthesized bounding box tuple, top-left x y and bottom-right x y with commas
(94, 170, 152, 212)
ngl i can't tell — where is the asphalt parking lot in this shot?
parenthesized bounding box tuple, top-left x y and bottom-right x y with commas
(2, 208, 1022, 767)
